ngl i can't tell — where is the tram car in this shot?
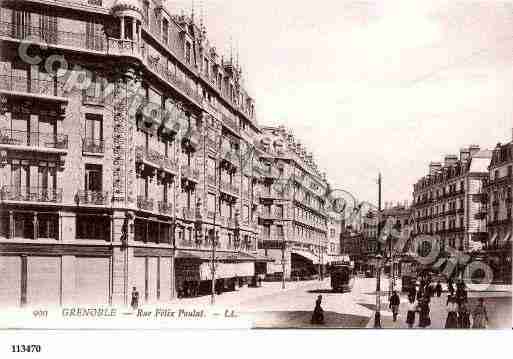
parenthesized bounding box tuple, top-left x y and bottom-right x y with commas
(329, 261, 354, 293)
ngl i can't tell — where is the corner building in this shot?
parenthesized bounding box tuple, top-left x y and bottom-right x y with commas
(255, 126, 329, 280)
(0, 0, 266, 307)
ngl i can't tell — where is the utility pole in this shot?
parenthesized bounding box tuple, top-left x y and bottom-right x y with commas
(374, 173, 382, 328)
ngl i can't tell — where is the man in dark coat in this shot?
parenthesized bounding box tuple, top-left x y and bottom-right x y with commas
(435, 281, 443, 297)
(131, 287, 139, 310)
(389, 290, 401, 322)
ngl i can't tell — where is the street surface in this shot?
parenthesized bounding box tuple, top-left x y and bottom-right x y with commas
(170, 276, 511, 329)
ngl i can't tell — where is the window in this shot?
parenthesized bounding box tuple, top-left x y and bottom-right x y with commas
(38, 165, 56, 192)
(85, 114, 103, 141)
(162, 18, 169, 45)
(85, 19, 102, 51)
(85, 164, 102, 192)
(12, 10, 31, 39)
(276, 225, 284, 237)
(76, 215, 110, 240)
(37, 214, 58, 239)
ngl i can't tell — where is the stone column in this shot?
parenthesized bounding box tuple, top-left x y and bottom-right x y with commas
(61, 256, 76, 305)
(120, 17, 125, 40)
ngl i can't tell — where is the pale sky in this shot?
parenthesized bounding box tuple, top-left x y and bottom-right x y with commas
(171, 0, 513, 205)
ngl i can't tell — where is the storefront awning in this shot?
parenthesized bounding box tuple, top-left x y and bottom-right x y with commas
(292, 249, 321, 264)
(249, 253, 275, 262)
(175, 250, 262, 263)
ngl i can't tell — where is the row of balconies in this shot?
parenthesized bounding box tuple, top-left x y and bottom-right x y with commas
(0, 128, 68, 150)
(416, 208, 465, 220)
(0, 21, 246, 122)
(0, 74, 66, 98)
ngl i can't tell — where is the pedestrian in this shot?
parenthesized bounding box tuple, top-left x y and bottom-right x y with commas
(130, 287, 139, 310)
(417, 297, 431, 328)
(417, 285, 424, 302)
(445, 295, 458, 328)
(408, 282, 417, 300)
(472, 298, 489, 329)
(311, 295, 325, 325)
(458, 302, 471, 329)
(435, 281, 443, 298)
(389, 290, 400, 322)
(448, 278, 454, 297)
(406, 295, 417, 328)
(455, 281, 468, 306)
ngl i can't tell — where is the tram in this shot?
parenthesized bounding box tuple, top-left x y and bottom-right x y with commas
(329, 261, 354, 293)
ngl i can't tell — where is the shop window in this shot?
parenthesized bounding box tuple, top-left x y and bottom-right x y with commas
(37, 214, 58, 239)
(13, 213, 34, 239)
(76, 215, 110, 240)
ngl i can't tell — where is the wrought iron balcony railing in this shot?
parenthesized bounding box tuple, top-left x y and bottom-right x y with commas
(220, 181, 240, 197)
(82, 138, 104, 154)
(135, 146, 178, 173)
(182, 207, 195, 221)
(0, 128, 68, 150)
(0, 74, 66, 98)
(158, 201, 173, 215)
(181, 165, 200, 182)
(0, 21, 105, 52)
(137, 196, 154, 211)
(1, 186, 62, 203)
(76, 190, 109, 205)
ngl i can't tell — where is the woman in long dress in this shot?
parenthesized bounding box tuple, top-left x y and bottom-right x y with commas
(472, 298, 489, 329)
(406, 295, 417, 328)
(458, 302, 471, 328)
(445, 295, 458, 329)
(417, 297, 431, 328)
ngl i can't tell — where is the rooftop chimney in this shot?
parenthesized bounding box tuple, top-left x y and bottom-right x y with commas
(469, 145, 481, 157)
(444, 155, 458, 167)
(429, 162, 442, 175)
(460, 148, 470, 162)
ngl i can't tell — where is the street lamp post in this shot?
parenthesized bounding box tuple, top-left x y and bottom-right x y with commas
(374, 253, 383, 328)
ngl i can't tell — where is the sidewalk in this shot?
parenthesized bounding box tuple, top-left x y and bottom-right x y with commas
(375, 292, 511, 329)
(163, 279, 322, 308)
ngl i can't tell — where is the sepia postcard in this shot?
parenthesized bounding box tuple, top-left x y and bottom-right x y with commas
(0, 0, 511, 341)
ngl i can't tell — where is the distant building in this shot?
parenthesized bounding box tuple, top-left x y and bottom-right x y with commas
(482, 134, 512, 283)
(412, 146, 491, 258)
(256, 126, 330, 279)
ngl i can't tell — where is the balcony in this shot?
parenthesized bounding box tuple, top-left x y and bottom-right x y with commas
(82, 138, 104, 154)
(181, 131, 201, 152)
(181, 165, 200, 183)
(259, 209, 285, 222)
(0, 74, 66, 101)
(220, 181, 240, 197)
(182, 207, 196, 221)
(158, 201, 173, 215)
(76, 190, 109, 205)
(0, 128, 68, 152)
(222, 114, 240, 134)
(260, 189, 286, 202)
(1, 186, 62, 203)
(145, 56, 203, 105)
(0, 21, 105, 52)
(135, 146, 178, 174)
(137, 196, 154, 211)
(260, 166, 281, 180)
(107, 38, 143, 59)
